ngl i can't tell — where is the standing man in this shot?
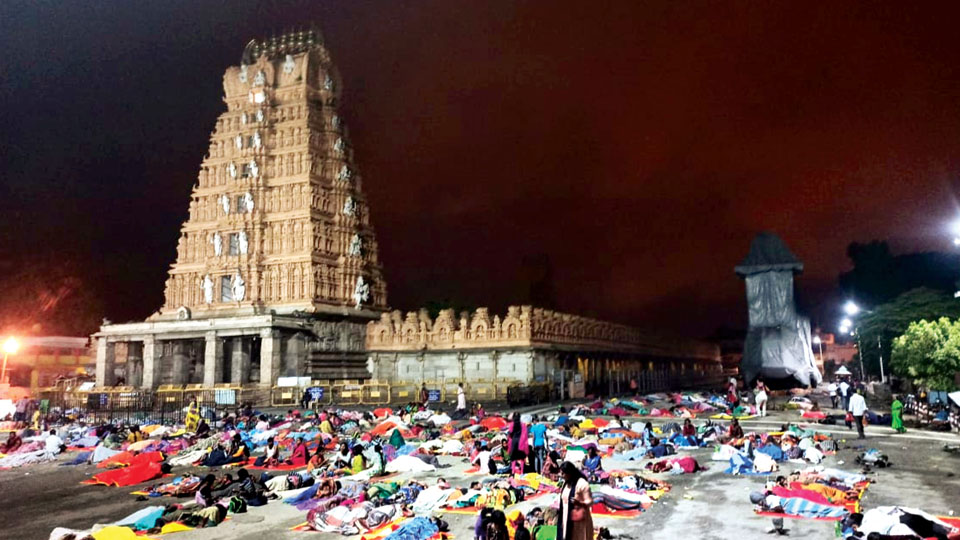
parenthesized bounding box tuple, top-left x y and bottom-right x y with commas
(828, 379, 838, 409)
(839, 378, 851, 411)
(529, 415, 548, 474)
(848, 388, 868, 439)
(456, 383, 467, 418)
(419, 383, 429, 407)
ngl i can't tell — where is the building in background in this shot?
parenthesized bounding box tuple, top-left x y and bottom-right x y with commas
(4, 336, 92, 390)
(812, 331, 858, 379)
(92, 28, 722, 400)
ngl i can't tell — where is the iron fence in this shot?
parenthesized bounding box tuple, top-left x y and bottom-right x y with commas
(48, 387, 248, 426)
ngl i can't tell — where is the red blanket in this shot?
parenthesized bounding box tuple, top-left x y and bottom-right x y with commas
(772, 486, 834, 507)
(87, 461, 164, 487)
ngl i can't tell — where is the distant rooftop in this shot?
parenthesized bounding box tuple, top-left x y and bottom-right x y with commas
(735, 231, 803, 276)
(242, 27, 325, 65)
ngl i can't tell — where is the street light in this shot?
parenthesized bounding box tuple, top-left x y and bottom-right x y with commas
(950, 220, 960, 245)
(1, 336, 19, 385)
(812, 335, 824, 366)
(843, 301, 861, 316)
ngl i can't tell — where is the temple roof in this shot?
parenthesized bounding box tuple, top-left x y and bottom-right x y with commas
(735, 231, 804, 276)
(242, 27, 325, 65)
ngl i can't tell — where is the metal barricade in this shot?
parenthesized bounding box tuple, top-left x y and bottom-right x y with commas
(332, 383, 363, 406)
(271, 386, 300, 407)
(389, 383, 418, 404)
(361, 382, 390, 405)
(467, 381, 496, 403)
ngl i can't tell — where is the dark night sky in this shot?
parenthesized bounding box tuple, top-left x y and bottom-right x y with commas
(2, 1, 960, 337)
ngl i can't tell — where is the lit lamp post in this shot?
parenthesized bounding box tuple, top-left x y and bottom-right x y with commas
(839, 314, 865, 381)
(1, 336, 19, 386)
(812, 334, 824, 364)
(840, 300, 884, 382)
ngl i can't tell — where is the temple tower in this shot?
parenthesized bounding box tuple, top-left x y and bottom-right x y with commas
(153, 28, 386, 320)
(95, 29, 387, 390)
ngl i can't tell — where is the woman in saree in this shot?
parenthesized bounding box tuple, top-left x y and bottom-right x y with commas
(185, 399, 200, 432)
(557, 462, 593, 540)
(891, 395, 906, 434)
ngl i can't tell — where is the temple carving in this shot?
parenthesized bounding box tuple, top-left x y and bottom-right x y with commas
(154, 28, 386, 319)
(367, 306, 718, 360)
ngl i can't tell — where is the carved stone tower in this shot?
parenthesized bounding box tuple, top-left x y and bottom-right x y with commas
(153, 28, 387, 320)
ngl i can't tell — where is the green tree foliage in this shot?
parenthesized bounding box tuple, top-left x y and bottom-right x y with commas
(891, 317, 960, 390)
(854, 288, 960, 377)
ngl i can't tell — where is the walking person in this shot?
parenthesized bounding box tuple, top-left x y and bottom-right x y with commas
(557, 462, 593, 540)
(507, 413, 529, 475)
(419, 383, 429, 407)
(828, 380, 838, 409)
(529, 416, 548, 474)
(839, 379, 851, 411)
(891, 395, 907, 434)
(455, 383, 468, 418)
(848, 388, 868, 439)
(754, 379, 768, 417)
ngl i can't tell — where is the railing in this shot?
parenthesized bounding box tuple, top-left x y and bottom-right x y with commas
(904, 395, 959, 431)
(47, 385, 249, 425)
(40, 368, 729, 421)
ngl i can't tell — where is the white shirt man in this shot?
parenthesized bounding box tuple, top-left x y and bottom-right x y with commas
(848, 393, 868, 416)
(473, 448, 491, 473)
(827, 382, 837, 397)
(839, 381, 850, 398)
(456, 385, 466, 411)
(848, 391, 868, 439)
(45, 430, 64, 455)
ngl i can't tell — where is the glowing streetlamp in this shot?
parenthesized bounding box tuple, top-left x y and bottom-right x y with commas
(812, 335, 824, 365)
(843, 301, 861, 316)
(951, 220, 960, 246)
(1, 336, 19, 385)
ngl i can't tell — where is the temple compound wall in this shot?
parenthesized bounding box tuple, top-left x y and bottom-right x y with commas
(366, 306, 723, 396)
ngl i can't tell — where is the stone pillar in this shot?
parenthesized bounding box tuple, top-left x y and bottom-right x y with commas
(283, 333, 306, 377)
(126, 342, 143, 387)
(95, 338, 115, 387)
(142, 336, 160, 389)
(171, 342, 190, 385)
(230, 337, 250, 384)
(203, 332, 224, 387)
(260, 329, 281, 387)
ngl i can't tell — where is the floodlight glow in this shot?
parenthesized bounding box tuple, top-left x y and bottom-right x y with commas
(843, 301, 860, 316)
(841, 318, 853, 328)
(812, 335, 822, 344)
(2, 337, 18, 355)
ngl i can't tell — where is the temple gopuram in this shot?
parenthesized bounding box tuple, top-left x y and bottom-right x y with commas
(93, 29, 721, 401)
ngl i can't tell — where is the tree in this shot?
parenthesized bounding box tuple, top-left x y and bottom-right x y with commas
(891, 317, 960, 391)
(850, 288, 960, 377)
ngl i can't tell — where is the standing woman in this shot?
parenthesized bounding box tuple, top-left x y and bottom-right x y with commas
(891, 395, 906, 434)
(508, 414, 529, 475)
(557, 462, 593, 540)
(754, 379, 768, 417)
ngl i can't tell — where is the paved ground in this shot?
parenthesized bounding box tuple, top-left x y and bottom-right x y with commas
(2, 393, 958, 540)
